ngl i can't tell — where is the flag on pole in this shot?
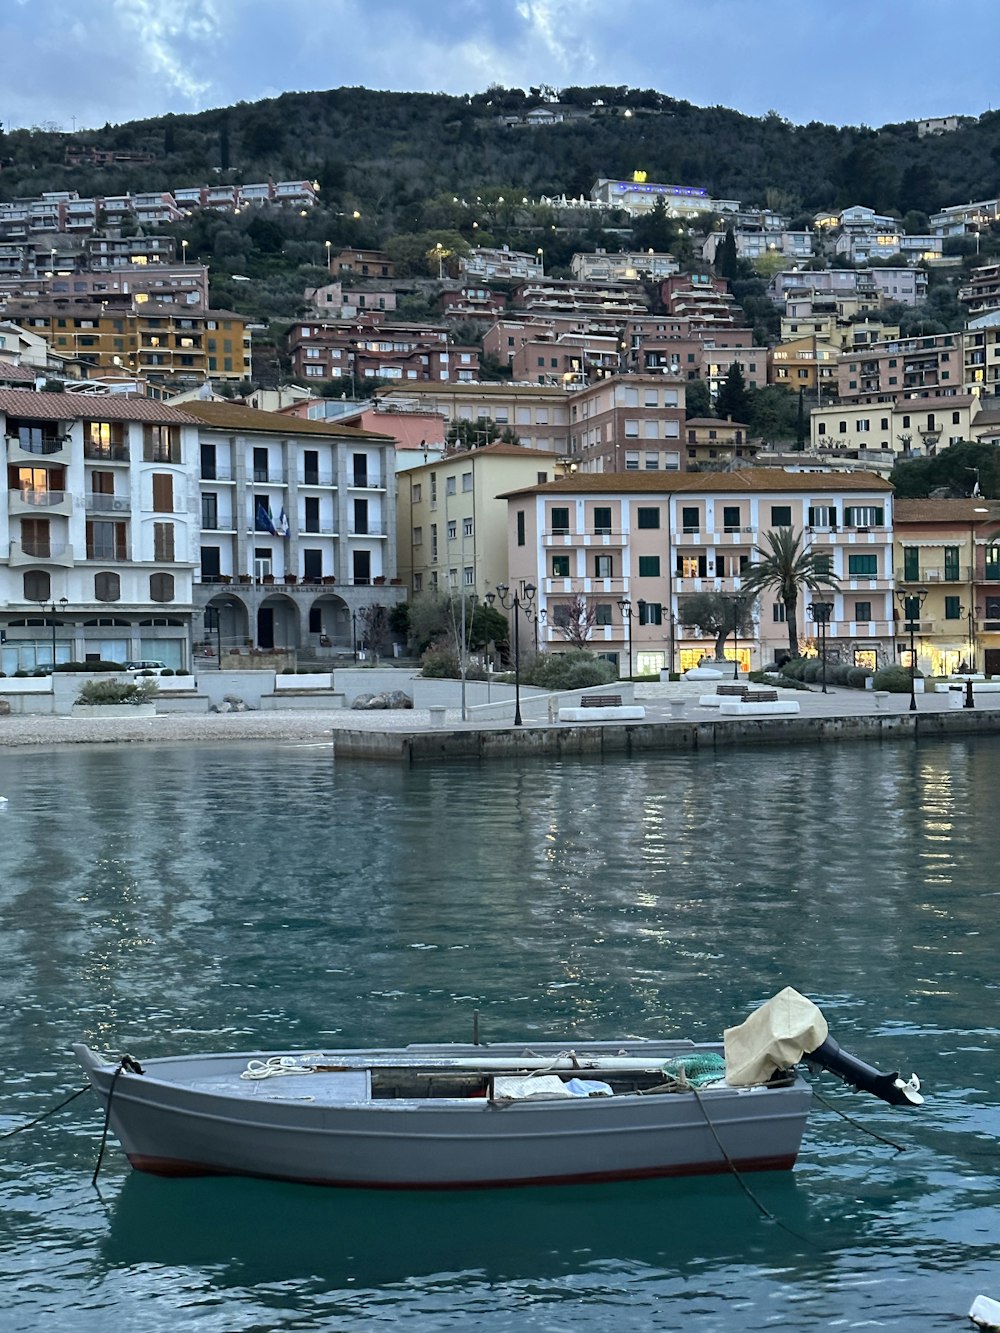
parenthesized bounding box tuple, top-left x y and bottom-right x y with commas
(276, 506, 290, 537)
(256, 502, 278, 535)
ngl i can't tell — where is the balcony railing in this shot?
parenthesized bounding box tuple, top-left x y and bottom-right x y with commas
(301, 473, 336, 486)
(85, 493, 131, 514)
(6, 434, 66, 456)
(16, 488, 66, 507)
(252, 470, 287, 484)
(84, 443, 128, 462)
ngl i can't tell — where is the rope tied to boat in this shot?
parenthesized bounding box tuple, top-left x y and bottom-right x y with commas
(0, 1085, 91, 1141)
(92, 1054, 144, 1187)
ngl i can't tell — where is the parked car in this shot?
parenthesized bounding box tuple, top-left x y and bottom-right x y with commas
(123, 660, 168, 674)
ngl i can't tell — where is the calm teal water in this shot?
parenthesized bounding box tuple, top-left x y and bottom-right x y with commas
(1, 738, 999, 1331)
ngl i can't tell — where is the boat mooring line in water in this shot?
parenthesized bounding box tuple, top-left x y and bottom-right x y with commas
(91, 1055, 144, 1188)
(810, 1086, 907, 1153)
(0, 1085, 90, 1140)
(690, 1085, 824, 1252)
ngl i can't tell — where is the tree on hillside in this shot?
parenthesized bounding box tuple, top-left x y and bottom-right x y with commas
(714, 363, 751, 423)
(678, 592, 755, 660)
(445, 417, 519, 450)
(741, 527, 840, 659)
(714, 227, 739, 280)
(889, 440, 1000, 499)
(684, 378, 712, 419)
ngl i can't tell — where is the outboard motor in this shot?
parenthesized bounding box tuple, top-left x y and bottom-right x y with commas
(804, 1035, 923, 1107)
(724, 987, 923, 1108)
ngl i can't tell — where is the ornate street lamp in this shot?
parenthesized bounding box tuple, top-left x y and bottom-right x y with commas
(487, 581, 535, 726)
(617, 598, 634, 681)
(807, 600, 834, 694)
(895, 586, 928, 712)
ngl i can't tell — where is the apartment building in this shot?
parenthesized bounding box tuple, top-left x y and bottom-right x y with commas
(397, 442, 560, 600)
(683, 418, 757, 468)
(484, 313, 626, 365)
(959, 263, 1000, 320)
(659, 274, 745, 331)
(589, 177, 740, 219)
(893, 498, 1000, 676)
(183, 401, 402, 657)
(811, 392, 981, 455)
(570, 250, 679, 282)
(375, 382, 572, 454)
(4, 300, 250, 385)
(502, 468, 894, 673)
(510, 330, 621, 384)
(460, 248, 543, 282)
(567, 374, 686, 473)
(837, 333, 965, 401)
(510, 277, 648, 319)
(930, 198, 1000, 237)
(439, 286, 507, 321)
(963, 322, 1000, 395)
(0, 263, 210, 312)
(305, 282, 398, 319)
(770, 268, 926, 309)
(779, 312, 900, 352)
(286, 320, 480, 384)
(702, 228, 813, 263)
(331, 249, 394, 279)
(0, 389, 201, 672)
(768, 336, 840, 393)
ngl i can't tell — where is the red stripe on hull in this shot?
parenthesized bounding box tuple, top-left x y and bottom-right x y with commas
(127, 1151, 798, 1190)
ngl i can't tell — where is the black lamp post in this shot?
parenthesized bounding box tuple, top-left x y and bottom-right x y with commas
(352, 610, 358, 663)
(807, 600, 834, 694)
(46, 597, 67, 667)
(895, 586, 928, 712)
(617, 598, 634, 680)
(487, 581, 535, 726)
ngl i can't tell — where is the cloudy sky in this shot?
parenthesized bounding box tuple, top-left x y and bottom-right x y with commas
(3, 0, 995, 133)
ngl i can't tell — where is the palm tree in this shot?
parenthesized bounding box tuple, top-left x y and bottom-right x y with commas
(741, 527, 839, 659)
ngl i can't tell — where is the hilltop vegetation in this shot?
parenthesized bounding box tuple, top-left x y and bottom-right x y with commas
(4, 84, 1000, 238)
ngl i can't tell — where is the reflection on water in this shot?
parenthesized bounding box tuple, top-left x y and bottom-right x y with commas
(2, 738, 1000, 1330)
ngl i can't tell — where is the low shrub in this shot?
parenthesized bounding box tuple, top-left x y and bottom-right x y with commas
(802, 660, 822, 683)
(872, 664, 921, 693)
(525, 650, 618, 691)
(780, 658, 808, 680)
(160, 668, 175, 676)
(13, 670, 28, 678)
(828, 664, 851, 687)
(76, 678, 159, 706)
(281, 667, 296, 674)
(846, 666, 871, 688)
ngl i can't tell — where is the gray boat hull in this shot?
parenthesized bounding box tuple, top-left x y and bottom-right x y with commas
(73, 1040, 812, 1189)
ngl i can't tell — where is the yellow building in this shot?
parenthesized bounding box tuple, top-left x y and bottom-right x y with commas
(894, 498, 1000, 675)
(768, 336, 840, 392)
(12, 302, 251, 386)
(398, 443, 565, 600)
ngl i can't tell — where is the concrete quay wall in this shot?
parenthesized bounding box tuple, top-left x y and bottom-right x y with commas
(332, 708, 1000, 764)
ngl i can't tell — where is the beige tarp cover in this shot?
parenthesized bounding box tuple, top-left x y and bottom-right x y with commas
(724, 987, 829, 1086)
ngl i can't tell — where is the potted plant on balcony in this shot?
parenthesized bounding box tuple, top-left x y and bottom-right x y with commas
(238, 573, 251, 584)
(285, 573, 297, 585)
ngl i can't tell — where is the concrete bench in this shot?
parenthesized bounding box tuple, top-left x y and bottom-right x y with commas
(558, 704, 646, 723)
(718, 700, 801, 717)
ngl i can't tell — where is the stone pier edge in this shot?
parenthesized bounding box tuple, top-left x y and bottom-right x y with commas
(332, 709, 1000, 764)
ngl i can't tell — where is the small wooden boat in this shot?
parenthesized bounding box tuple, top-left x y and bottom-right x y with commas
(73, 990, 921, 1190)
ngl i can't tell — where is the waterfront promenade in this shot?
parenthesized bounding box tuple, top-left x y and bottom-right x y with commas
(0, 680, 995, 749)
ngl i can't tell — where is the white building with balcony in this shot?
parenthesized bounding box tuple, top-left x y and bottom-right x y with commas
(503, 468, 895, 673)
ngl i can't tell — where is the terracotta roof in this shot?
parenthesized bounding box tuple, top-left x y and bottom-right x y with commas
(180, 399, 392, 439)
(445, 441, 560, 461)
(684, 417, 749, 429)
(499, 467, 892, 499)
(0, 361, 36, 383)
(0, 387, 198, 422)
(894, 498, 999, 523)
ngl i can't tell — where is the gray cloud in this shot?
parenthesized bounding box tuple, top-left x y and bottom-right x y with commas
(1, 0, 995, 133)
